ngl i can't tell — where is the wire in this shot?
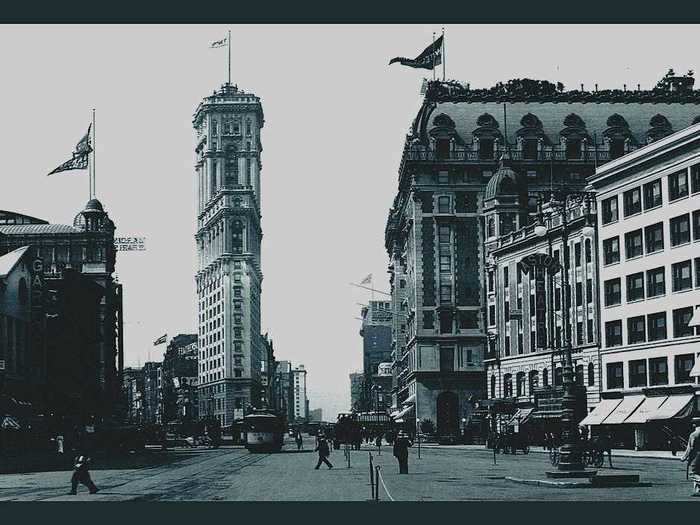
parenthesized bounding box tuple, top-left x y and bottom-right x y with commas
(376, 467, 395, 502)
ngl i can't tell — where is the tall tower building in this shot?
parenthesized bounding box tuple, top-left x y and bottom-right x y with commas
(193, 82, 265, 426)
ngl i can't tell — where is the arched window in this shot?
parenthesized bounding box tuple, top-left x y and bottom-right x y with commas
(529, 370, 539, 391)
(246, 118, 252, 136)
(224, 145, 239, 186)
(503, 374, 513, 398)
(575, 364, 584, 384)
(542, 368, 549, 386)
(516, 372, 526, 397)
(585, 239, 592, 263)
(211, 119, 218, 134)
(554, 367, 563, 386)
(490, 375, 496, 399)
(487, 217, 496, 238)
(587, 363, 595, 386)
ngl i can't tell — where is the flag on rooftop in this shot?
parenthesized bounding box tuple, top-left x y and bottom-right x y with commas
(47, 124, 92, 176)
(210, 37, 227, 48)
(153, 334, 167, 346)
(389, 35, 443, 70)
(360, 274, 373, 285)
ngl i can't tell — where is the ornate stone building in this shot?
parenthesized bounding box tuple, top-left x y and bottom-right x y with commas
(386, 73, 700, 439)
(193, 82, 265, 427)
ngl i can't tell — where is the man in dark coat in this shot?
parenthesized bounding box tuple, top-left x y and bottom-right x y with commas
(681, 418, 700, 497)
(69, 455, 98, 495)
(314, 433, 333, 470)
(393, 431, 412, 474)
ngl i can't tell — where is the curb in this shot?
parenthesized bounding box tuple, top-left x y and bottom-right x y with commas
(505, 476, 653, 488)
(419, 445, 683, 462)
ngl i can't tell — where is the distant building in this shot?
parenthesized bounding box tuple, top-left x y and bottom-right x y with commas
(349, 372, 364, 411)
(275, 360, 293, 422)
(359, 301, 392, 411)
(309, 408, 323, 422)
(142, 362, 162, 425)
(122, 367, 144, 424)
(261, 334, 275, 411)
(161, 334, 198, 426)
(292, 365, 308, 422)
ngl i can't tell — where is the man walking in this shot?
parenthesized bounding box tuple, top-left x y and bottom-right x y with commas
(681, 418, 700, 497)
(295, 430, 304, 451)
(69, 455, 98, 495)
(314, 433, 333, 470)
(393, 431, 413, 474)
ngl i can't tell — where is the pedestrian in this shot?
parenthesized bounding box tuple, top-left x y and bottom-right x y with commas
(393, 430, 412, 474)
(56, 433, 65, 454)
(295, 430, 303, 451)
(597, 432, 613, 468)
(681, 418, 700, 497)
(669, 434, 679, 456)
(69, 455, 99, 495)
(314, 433, 333, 470)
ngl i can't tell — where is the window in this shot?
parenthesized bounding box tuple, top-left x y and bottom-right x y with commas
(529, 370, 539, 390)
(675, 354, 696, 384)
(587, 319, 594, 343)
(523, 139, 538, 160)
(647, 312, 667, 341)
(697, 258, 700, 287)
(479, 139, 494, 160)
(437, 196, 451, 213)
(673, 306, 696, 338)
(669, 169, 689, 201)
(503, 266, 509, 288)
(605, 320, 623, 347)
(586, 278, 593, 304)
(487, 218, 495, 238)
(504, 301, 510, 322)
(554, 367, 563, 386)
(458, 310, 478, 330)
(512, 372, 525, 397)
(438, 225, 451, 243)
(575, 242, 582, 267)
(488, 271, 494, 292)
(626, 272, 645, 302)
(438, 171, 449, 184)
(585, 239, 592, 263)
(693, 210, 700, 241)
(601, 196, 619, 224)
(233, 286, 242, 297)
(629, 359, 647, 388)
(670, 214, 691, 246)
(488, 305, 495, 326)
(609, 139, 625, 159)
(603, 237, 620, 265)
(647, 267, 666, 297)
(517, 333, 524, 355)
(672, 260, 692, 292)
(623, 187, 642, 217)
(644, 179, 663, 209)
(627, 316, 646, 344)
(504, 336, 511, 357)
(566, 139, 581, 159)
(530, 330, 536, 352)
(625, 229, 643, 259)
(576, 321, 584, 345)
(692, 164, 700, 193)
(575, 282, 583, 306)
(555, 288, 561, 311)
(439, 311, 452, 334)
(644, 222, 664, 253)
(439, 346, 454, 372)
(529, 294, 535, 314)
(542, 368, 549, 386)
(607, 362, 624, 389)
(604, 278, 621, 306)
(490, 375, 496, 398)
(503, 374, 513, 397)
(440, 284, 452, 304)
(587, 363, 595, 386)
(575, 364, 584, 384)
(439, 245, 451, 273)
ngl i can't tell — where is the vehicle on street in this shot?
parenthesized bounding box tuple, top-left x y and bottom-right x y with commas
(243, 411, 284, 453)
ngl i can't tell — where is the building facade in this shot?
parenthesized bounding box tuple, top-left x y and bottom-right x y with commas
(161, 334, 198, 426)
(349, 372, 364, 411)
(386, 73, 700, 438)
(142, 361, 162, 425)
(585, 123, 700, 449)
(122, 366, 145, 424)
(193, 82, 265, 427)
(0, 200, 123, 422)
(292, 364, 308, 423)
(359, 301, 392, 411)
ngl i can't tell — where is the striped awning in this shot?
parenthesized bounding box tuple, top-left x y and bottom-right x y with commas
(507, 408, 534, 426)
(647, 394, 696, 421)
(624, 396, 668, 424)
(1, 415, 21, 430)
(579, 398, 623, 426)
(601, 395, 644, 424)
(393, 404, 415, 420)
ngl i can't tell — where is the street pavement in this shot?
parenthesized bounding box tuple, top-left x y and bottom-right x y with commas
(0, 436, 697, 501)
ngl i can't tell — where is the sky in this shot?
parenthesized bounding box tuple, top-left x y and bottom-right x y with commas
(1, 25, 699, 420)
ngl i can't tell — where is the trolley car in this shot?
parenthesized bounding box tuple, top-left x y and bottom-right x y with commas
(243, 412, 284, 453)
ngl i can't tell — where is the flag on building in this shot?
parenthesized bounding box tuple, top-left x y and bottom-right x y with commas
(153, 334, 167, 346)
(360, 273, 373, 285)
(389, 35, 443, 70)
(210, 37, 227, 48)
(47, 124, 92, 176)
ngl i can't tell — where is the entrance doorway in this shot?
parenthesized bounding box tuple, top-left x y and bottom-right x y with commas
(436, 391, 459, 437)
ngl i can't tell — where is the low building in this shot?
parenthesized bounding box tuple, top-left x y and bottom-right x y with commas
(349, 372, 364, 411)
(586, 123, 700, 450)
(161, 334, 198, 426)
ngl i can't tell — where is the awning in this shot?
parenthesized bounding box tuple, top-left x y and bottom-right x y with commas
(1, 415, 21, 430)
(579, 398, 623, 426)
(529, 409, 562, 420)
(507, 408, 534, 426)
(392, 404, 415, 420)
(389, 409, 401, 418)
(690, 360, 700, 378)
(601, 395, 644, 424)
(624, 396, 668, 424)
(403, 394, 416, 405)
(647, 394, 696, 421)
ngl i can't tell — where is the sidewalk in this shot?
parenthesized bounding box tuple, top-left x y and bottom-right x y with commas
(415, 443, 684, 461)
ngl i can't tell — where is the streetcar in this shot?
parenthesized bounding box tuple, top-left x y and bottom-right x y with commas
(243, 411, 284, 453)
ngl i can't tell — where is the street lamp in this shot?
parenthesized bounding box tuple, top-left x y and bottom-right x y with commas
(534, 191, 595, 473)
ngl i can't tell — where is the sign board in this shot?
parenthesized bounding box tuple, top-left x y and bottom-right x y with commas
(0, 359, 5, 370)
(115, 237, 147, 252)
(519, 252, 561, 274)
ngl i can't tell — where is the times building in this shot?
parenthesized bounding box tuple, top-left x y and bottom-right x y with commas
(386, 72, 700, 440)
(193, 82, 265, 427)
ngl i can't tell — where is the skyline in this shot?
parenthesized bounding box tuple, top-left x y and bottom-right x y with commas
(2, 25, 700, 419)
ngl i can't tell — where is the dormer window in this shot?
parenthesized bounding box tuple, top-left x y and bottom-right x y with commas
(565, 139, 581, 159)
(479, 139, 494, 160)
(523, 139, 538, 160)
(436, 139, 450, 159)
(609, 138, 625, 159)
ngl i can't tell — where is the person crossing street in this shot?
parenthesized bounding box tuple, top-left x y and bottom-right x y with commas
(681, 418, 700, 497)
(314, 432, 333, 470)
(69, 455, 99, 495)
(393, 430, 413, 474)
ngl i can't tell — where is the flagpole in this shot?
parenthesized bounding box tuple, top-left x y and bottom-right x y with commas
(228, 29, 231, 85)
(442, 27, 445, 81)
(91, 108, 96, 199)
(432, 32, 436, 81)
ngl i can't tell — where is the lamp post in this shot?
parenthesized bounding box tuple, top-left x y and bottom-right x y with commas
(534, 191, 595, 473)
